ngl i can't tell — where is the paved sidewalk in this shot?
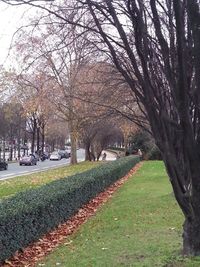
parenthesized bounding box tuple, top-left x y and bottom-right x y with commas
(99, 150, 117, 161)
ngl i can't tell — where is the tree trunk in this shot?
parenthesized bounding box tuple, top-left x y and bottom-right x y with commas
(41, 125, 45, 153)
(17, 135, 21, 159)
(90, 144, 96, 161)
(36, 127, 40, 152)
(85, 141, 91, 161)
(70, 130, 77, 164)
(182, 216, 200, 255)
(96, 150, 102, 161)
(157, 132, 200, 256)
(14, 145, 16, 160)
(69, 118, 77, 164)
(182, 184, 200, 255)
(181, 175, 200, 256)
(9, 144, 13, 161)
(124, 138, 128, 156)
(31, 131, 35, 154)
(2, 137, 5, 161)
(31, 119, 37, 154)
(52, 141, 55, 152)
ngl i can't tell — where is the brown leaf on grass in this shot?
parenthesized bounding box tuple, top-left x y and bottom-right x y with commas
(1, 162, 142, 267)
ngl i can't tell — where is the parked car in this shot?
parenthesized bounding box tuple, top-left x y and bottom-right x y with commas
(58, 150, 70, 159)
(50, 151, 61, 161)
(19, 155, 38, 166)
(65, 148, 71, 157)
(0, 159, 8, 170)
(31, 153, 40, 161)
(40, 152, 49, 161)
(43, 152, 49, 159)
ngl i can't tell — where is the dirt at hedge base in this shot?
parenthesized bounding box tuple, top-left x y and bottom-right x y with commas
(2, 162, 143, 267)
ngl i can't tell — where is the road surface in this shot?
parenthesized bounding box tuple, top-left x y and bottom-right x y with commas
(0, 149, 85, 181)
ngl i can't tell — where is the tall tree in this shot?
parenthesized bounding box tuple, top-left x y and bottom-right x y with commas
(12, 14, 97, 164)
(16, 72, 52, 154)
(67, 0, 200, 255)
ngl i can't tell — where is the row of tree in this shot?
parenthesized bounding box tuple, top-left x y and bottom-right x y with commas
(0, 98, 70, 159)
(0, 60, 136, 163)
(0, 7, 139, 163)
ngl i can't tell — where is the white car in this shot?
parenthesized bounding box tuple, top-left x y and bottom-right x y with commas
(50, 151, 61, 160)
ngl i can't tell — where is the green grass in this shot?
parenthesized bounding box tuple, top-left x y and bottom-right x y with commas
(0, 161, 101, 199)
(37, 161, 200, 267)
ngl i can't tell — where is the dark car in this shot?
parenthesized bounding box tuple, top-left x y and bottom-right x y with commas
(40, 152, 49, 161)
(31, 153, 40, 161)
(43, 152, 49, 159)
(0, 159, 8, 170)
(19, 155, 38, 166)
(58, 150, 70, 159)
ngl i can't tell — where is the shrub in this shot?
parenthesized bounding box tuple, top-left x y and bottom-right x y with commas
(128, 130, 162, 160)
(129, 130, 152, 153)
(146, 145, 162, 160)
(0, 156, 139, 263)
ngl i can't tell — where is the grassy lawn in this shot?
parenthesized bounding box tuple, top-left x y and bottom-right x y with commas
(0, 161, 101, 199)
(37, 161, 200, 267)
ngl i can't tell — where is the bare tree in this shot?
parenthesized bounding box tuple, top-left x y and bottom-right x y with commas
(11, 12, 98, 164)
(67, 0, 200, 255)
(16, 72, 52, 154)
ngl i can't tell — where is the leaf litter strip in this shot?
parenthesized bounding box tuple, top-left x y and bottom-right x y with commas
(2, 162, 143, 267)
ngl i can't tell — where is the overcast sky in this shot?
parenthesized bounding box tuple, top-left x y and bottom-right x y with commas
(0, 2, 36, 68)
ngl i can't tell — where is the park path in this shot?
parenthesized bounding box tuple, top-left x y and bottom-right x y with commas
(99, 150, 117, 161)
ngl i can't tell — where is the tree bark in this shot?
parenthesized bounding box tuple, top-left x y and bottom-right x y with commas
(17, 133, 21, 159)
(9, 144, 13, 161)
(182, 183, 200, 255)
(69, 119, 77, 164)
(36, 127, 40, 152)
(85, 141, 91, 161)
(31, 119, 37, 153)
(183, 216, 200, 255)
(41, 125, 45, 153)
(70, 130, 77, 164)
(2, 137, 5, 161)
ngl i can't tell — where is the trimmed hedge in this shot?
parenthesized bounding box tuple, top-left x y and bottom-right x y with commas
(0, 156, 139, 263)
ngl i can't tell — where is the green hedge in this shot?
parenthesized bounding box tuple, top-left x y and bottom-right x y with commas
(0, 156, 139, 263)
